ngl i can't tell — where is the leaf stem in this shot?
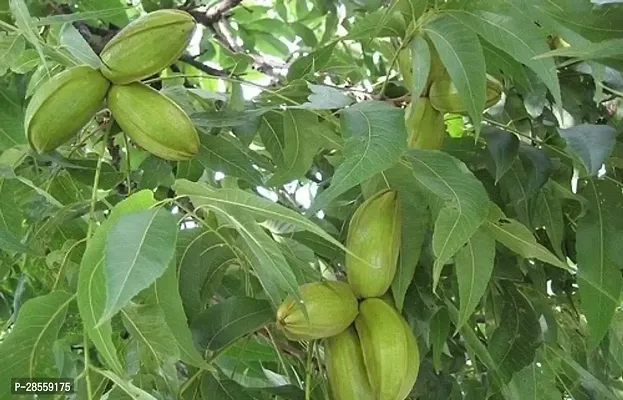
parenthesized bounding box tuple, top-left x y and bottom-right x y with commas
(305, 340, 316, 400)
(82, 130, 110, 399)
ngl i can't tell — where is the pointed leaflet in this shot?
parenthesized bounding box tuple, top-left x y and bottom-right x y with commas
(99, 207, 177, 324)
(0, 81, 26, 150)
(95, 369, 158, 400)
(258, 111, 285, 166)
(445, 7, 561, 106)
(173, 180, 352, 259)
(144, 260, 210, 368)
(425, 14, 486, 135)
(576, 179, 623, 349)
(267, 109, 322, 186)
(558, 124, 618, 176)
(385, 163, 430, 311)
(545, 345, 619, 400)
(405, 150, 490, 289)
(506, 360, 562, 400)
(309, 101, 407, 213)
(191, 297, 273, 352)
(78, 190, 156, 375)
(532, 183, 564, 259)
(454, 227, 495, 331)
(174, 181, 299, 304)
(59, 23, 101, 68)
(177, 229, 237, 318)
(410, 35, 430, 100)
(0, 291, 73, 398)
(196, 134, 263, 186)
(430, 308, 451, 373)
(201, 372, 258, 400)
(484, 205, 568, 270)
(121, 304, 180, 365)
(537, 37, 623, 60)
(488, 286, 541, 383)
(482, 126, 519, 183)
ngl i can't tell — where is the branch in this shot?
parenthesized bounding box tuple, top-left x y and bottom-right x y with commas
(179, 54, 230, 77)
(188, 0, 243, 26)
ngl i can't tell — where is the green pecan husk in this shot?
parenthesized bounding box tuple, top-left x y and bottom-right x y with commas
(100, 10, 196, 84)
(107, 82, 200, 161)
(26, 65, 110, 153)
(355, 298, 420, 400)
(276, 281, 358, 341)
(345, 190, 401, 298)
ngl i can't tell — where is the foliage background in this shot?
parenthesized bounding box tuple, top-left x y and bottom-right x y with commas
(1, 0, 623, 399)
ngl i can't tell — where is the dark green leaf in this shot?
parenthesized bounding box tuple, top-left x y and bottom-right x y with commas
(267, 110, 322, 186)
(576, 179, 623, 349)
(558, 124, 618, 176)
(406, 150, 490, 288)
(446, 8, 561, 105)
(0, 291, 73, 397)
(488, 285, 541, 382)
(191, 297, 273, 351)
(196, 134, 264, 186)
(77, 191, 156, 375)
(425, 14, 486, 134)
(100, 208, 177, 324)
(455, 227, 495, 331)
(310, 101, 407, 213)
(483, 126, 519, 183)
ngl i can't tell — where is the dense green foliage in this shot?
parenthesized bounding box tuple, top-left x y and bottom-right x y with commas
(1, 0, 623, 399)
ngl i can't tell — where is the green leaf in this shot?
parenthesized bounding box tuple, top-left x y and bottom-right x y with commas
(484, 206, 568, 269)
(297, 84, 354, 110)
(0, 227, 37, 254)
(488, 285, 541, 383)
(201, 373, 258, 400)
(267, 110, 322, 186)
(532, 183, 564, 259)
(410, 35, 430, 101)
(545, 345, 620, 400)
(385, 164, 429, 311)
(77, 190, 156, 375)
(144, 260, 210, 369)
(346, 9, 406, 40)
(175, 183, 298, 305)
(121, 303, 180, 365)
(482, 126, 519, 183)
(0, 32, 25, 75)
(191, 297, 273, 352)
(405, 150, 490, 289)
(287, 43, 336, 80)
(59, 22, 101, 68)
(0, 80, 26, 151)
(178, 229, 236, 318)
(173, 180, 350, 260)
(9, 0, 47, 73)
(95, 369, 158, 400)
(446, 8, 562, 106)
(506, 361, 562, 400)
(576, 179, 623, 349)
(310, 101, 407, 213)
(558, 124, 618, 176)
(198, 134, 264, 186)
(454, 228, 495, 331)
(99, 208, 177, 324)
(258, 111, 285, 166)
(425, 14, 486, 135)
(0, 291, 73, 397)
(430, 307, 451, 373)
(537, 37, 623, 60)
(138, 156, 175, 189)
